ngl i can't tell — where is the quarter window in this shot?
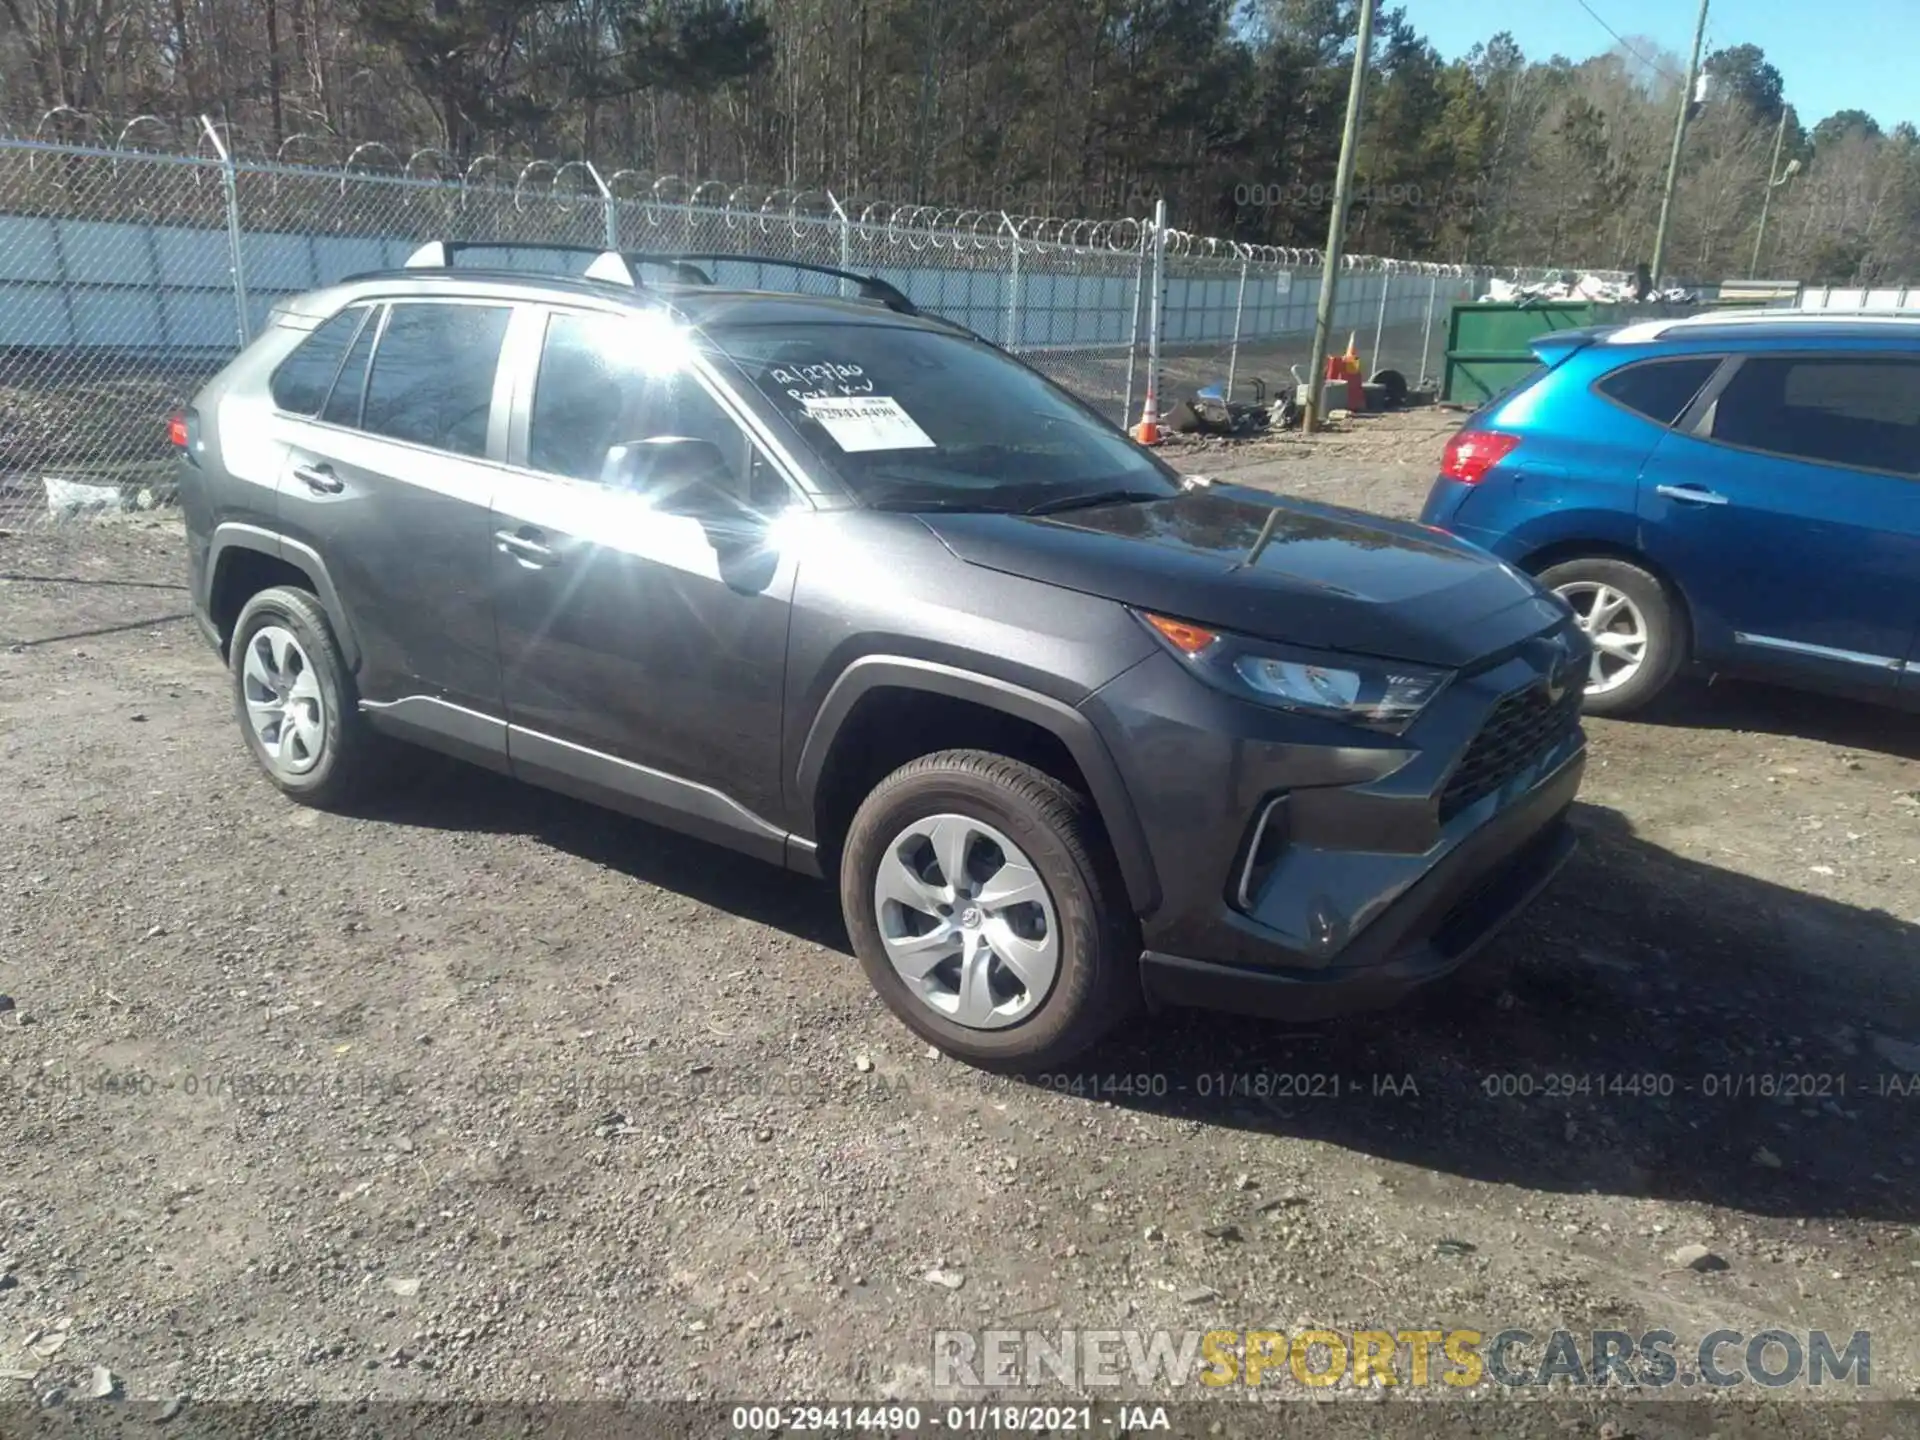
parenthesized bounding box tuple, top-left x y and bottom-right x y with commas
(1709, 356, 1920, 476)
(269, 307, 366, 416)
(1595, 357, 1720, 427)
(360, 302, 511, 458)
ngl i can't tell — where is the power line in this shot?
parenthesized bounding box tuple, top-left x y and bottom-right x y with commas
(1570, 0, 1693, 85)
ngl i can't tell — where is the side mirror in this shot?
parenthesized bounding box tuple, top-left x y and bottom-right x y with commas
(601, 436, 738, 518)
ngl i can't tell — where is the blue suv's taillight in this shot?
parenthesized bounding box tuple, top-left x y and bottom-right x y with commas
(1439, 428, 1520, 484)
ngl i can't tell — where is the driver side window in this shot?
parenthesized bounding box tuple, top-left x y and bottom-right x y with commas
(527, 309, 789, 508)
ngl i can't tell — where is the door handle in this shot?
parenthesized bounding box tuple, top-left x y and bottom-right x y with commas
(494, 529, 559, 567)
(291, 463, 343, 495)
(1655, 483, 1729, 506)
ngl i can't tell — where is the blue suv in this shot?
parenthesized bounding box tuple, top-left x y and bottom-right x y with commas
(1420, 312, 1920, 716)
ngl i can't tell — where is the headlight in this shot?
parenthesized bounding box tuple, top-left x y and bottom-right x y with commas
(1135, 610, 1450, 733)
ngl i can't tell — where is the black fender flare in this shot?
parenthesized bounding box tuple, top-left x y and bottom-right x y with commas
(796, 656, 1161, 917)
(207, 523, 362, 670)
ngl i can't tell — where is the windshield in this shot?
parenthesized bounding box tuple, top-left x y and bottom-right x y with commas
(714, 322, 1182, 512)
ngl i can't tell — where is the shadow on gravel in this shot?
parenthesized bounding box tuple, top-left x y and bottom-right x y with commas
(1632, 675, 1920, 761)
(0, 571, 188, 590)
(1080, 802, 1920, 1226)
(340, 759, 854, 953)
(342, 761, 1918, 1225)
(3, 611, 192, 647)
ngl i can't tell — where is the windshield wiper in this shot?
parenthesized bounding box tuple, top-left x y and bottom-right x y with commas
(1022, 488, 1169, 516)
(865, 495, 1011, 514)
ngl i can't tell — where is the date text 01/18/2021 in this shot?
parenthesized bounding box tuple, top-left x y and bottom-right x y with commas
(1033, 1072, 1419, 1100)
(729, 1405, 1170, 1432)
(1477, 1072, 1912, 1099)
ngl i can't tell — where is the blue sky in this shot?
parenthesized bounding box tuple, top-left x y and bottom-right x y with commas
(1394, 0, 1914, 131)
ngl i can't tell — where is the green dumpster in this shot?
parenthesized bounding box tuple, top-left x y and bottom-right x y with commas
(1441, 299, 1704, 406)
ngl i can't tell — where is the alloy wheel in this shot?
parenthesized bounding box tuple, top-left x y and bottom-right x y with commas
(1555, 581, 1650, 695)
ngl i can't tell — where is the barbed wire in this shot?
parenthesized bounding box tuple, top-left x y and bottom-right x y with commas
(0, 105, 1617, 279)
(0, 105, 1622, 532)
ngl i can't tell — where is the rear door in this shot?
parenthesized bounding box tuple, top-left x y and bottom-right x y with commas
(1636, 350, 1920, 697)
(275, 297, 515, 721)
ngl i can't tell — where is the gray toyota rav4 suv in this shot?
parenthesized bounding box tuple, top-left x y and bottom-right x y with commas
(176, 243, 1590, 1070)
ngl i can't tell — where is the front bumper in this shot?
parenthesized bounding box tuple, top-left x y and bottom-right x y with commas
(1139, 746, 1581, 1020)
(1081, 622, 1588, 1021)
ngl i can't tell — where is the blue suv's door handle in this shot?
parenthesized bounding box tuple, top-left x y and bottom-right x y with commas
(1655, 483, 1729, 507)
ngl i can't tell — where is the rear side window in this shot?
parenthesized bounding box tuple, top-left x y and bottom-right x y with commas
(1596, 357, 1720, 426)
(361, 302, 512, 457)
(269, 308, 366, 415)
(1710, 356, 1920, 477)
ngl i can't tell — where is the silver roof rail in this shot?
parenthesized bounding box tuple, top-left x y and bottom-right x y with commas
(400, 240, 639, 288)
(1607, 309, 1920, 344)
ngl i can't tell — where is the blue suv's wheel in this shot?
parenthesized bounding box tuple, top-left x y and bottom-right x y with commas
(1536, 557, 1686, 717)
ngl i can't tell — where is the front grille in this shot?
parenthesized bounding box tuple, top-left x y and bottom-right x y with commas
(1439, 679, 1582, 821)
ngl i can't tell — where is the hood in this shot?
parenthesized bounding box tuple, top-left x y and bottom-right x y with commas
(919, 483, 1567, 669)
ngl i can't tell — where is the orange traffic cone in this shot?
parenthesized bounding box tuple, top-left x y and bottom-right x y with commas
(1131, 387, 1161, 445)
(1343, 334, 1365, 410)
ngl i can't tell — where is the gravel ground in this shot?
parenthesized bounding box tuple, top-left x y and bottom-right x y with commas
(3, 409, 1919, 1430)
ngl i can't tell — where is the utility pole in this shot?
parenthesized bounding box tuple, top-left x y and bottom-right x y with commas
(1750, 108, 1790, 278)
(1302, 0, 1376, 435)
(1649, 0, 1710, 290)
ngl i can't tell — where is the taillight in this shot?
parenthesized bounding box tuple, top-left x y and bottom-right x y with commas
(167, 412, 189, 449)
(1439, 429, 1520, 484)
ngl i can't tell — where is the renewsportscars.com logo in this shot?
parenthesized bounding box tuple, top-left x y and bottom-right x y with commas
(933, 1328, 1872, 1391)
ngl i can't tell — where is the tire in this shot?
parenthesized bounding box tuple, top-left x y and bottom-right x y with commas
(839, 750, 1139, 1072)
(1535, 556, 1685, 718)
(1369, 368, 1409, 408)
(230, 585, 389, 808)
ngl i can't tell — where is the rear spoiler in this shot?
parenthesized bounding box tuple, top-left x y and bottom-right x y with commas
(1529, 324, 1615, 361)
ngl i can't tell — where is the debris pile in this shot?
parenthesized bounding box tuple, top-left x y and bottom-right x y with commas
(1479, 274, 1697, 305)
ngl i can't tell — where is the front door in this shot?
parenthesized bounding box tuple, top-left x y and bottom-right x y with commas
(1637, 350, 1920, 697)
(489, 306, 803, 855)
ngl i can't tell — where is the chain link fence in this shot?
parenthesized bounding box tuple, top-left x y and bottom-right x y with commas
(1153, 237, 1580, 416)
(0, 121, 1598, 526)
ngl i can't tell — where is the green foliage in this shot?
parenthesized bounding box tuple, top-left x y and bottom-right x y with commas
(1704, 43, 1784, 122)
